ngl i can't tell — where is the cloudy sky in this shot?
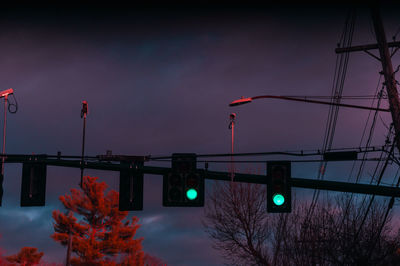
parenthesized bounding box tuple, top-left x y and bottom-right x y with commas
(0, 4, 399, 265)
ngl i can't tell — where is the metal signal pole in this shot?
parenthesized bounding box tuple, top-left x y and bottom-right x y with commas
(0, 94, 6, 206)
(80, 101, 88, 188)
(66, 212, 72, 266)
(0, 88, 13, 206)
(229, 113, 236, 182)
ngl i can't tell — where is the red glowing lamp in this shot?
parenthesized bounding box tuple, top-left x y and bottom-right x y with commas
(229, 97, 253, 106)
(0, 88, 13, 98)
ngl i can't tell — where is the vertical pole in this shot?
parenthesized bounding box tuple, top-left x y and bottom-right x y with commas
(0, 95, 7, 206)
(369, 9, 400, 262)
(80, 101, 88, 188)
(66, 212, 72, 266)
(371, 5, 400, 152)
(229, 113, 236, 182)
(2, 95, 7, 176)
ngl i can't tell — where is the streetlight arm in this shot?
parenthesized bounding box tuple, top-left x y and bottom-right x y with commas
(230, 95, 389, 112)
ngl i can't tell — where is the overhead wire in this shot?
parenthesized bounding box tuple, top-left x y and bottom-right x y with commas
(340, 125, 394, 262)
(353, 135, 395, 245)
(394, 25, 400, 40)
(326, 84, 388, 262)
(325, 9, 356, 149)
(332, 63, 390, 262)
(306, 8, 357, 222)
(364, 154, 398, 263)
(350, 15, 400, 258)
(339, 12, 400, 261)
(379, 114, 390, 130)
(351, 82, 384, 184)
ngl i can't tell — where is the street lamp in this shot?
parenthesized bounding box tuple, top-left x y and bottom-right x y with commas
(229, 97, 252, 106)
(0, 88, 14, 206)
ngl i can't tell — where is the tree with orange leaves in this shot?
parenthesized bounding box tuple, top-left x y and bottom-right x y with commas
(51, 176, 144, 265)
(5, 246, 44, 265)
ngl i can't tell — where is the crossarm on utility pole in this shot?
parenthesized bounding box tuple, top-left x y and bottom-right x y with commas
(335, 41, 400, 54)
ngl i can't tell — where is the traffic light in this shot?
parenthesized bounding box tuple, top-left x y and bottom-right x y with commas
(163, 153, 204, 207)
(21, 162, 47, 207)
(119, 161, 143, 211)
(267, 161, 291, 213)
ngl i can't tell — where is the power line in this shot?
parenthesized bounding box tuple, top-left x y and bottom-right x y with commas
(306, 8, 357, 222)
(333, 81, 389, 257)
(351, 135, 395, 253)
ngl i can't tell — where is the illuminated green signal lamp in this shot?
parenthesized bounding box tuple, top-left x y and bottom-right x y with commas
(272, 193, 285, 206)
(186, 188, 198, 200)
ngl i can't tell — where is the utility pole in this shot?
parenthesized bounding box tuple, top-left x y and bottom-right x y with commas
(334, 6, 400, 151)
(371, 4, 400, 152)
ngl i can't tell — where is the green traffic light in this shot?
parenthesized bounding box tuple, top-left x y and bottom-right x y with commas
(186, 188, 198, 200)
(273, 193, 285, 206)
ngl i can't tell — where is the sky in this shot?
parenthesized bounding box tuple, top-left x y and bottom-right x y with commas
(0, 3, 399, 265)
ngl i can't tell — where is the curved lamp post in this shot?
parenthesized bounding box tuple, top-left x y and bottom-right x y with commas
(229, 95, 390, 112)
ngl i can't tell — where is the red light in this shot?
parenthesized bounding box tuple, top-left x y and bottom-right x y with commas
(186, 173, 199, 187)
(0, 88, 13, 97)
(229, 97, 252, 107)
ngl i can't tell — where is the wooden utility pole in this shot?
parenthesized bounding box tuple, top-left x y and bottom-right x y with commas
(371, 4, 400, 152)
(335, 4, 400, 150)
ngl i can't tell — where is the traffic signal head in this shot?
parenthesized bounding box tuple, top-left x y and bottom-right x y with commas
(186, 188, 198, 200)
(272, 193, 285, 206)
(163, 153, 204, 207)
(119, 161, 143, 211)
(267, 161, 291, 213)
(21, 161, 47, 207)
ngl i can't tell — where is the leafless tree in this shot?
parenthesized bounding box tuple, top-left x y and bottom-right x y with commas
(203, 182, 273, 265)
(203, 181, 400, 265)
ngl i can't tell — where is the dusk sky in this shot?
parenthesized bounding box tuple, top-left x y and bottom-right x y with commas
(0, 4, 400, 265)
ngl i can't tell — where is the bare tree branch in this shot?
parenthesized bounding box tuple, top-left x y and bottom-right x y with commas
(203, 181, 400, 265)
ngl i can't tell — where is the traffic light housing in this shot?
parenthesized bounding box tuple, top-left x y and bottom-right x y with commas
(21, 161, 47, 207)
(267, 161, 291, 213)
(323, 151, 358, 161)
(119, 161, 143, 211)
(163, 153, 204, 207)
